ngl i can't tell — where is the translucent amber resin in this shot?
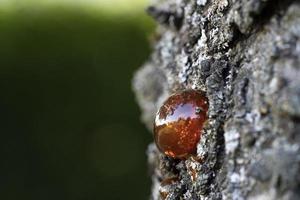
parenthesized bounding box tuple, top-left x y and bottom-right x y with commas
(154, 90, 208, 159)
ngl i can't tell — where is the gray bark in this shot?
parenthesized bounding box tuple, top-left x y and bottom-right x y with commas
(132, 0, 300, 199)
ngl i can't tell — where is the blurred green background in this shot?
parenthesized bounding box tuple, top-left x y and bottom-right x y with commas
(0, 1, 153, 199)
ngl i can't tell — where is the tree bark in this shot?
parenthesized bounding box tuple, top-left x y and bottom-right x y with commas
(132, 0, 300, 199)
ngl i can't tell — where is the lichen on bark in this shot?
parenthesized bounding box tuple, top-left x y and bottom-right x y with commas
(132, 0, 300, 199)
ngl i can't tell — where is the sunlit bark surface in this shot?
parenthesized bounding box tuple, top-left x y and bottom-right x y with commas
(133, 0, 300, 199)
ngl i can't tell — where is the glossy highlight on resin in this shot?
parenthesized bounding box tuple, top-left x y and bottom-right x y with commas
(154, 90, 208, 159)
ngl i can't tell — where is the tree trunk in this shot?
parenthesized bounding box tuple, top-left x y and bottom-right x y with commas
(132, 0, 300, 199)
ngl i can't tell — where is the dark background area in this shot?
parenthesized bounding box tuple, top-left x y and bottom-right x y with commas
(0, 5, 153, 200)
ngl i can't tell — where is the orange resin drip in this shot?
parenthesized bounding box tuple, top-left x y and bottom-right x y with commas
(154, 90, 208, 159)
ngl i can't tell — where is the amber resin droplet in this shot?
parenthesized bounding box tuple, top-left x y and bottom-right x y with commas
(154, 90, 209, 159)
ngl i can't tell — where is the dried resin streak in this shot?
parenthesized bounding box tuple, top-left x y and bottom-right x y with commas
(154, 90, 209, 159)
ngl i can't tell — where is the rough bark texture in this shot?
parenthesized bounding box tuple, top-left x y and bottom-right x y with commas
(132, 0, 300, 199)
